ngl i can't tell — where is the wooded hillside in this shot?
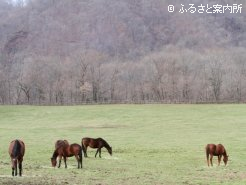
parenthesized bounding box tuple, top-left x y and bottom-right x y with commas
(0, 0, 246, 104)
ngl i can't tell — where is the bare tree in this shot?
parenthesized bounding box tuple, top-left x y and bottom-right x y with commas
(76, 54, 89, 103)
(209, 60, 223, 102)
(110, 68, 119, 102)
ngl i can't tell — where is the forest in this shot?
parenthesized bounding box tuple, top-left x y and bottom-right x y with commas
(0, 0, 246, 104)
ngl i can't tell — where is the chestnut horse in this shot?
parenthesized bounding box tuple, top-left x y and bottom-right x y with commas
(82, 137, 112, 158)
(8, 139, 25, 176)
(205, 144, 228, 166)
(51, 143, 82, 169)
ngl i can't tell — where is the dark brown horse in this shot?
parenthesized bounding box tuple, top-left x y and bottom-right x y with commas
(9, 139, 25, 176)
(51, 143, 82, 169)
(205, 144, 228, 166)
(82, 137, 112, 158)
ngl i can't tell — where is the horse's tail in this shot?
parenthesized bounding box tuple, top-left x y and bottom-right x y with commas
(79, 146, 83, 168)
(205, 145, 209, 159)
(81, 141, 86, 154)
(205, 145, 210, 166)
(13, 140, 21, 158)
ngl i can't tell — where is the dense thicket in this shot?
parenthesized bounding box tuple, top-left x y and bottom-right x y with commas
(0, 0, 246, 104)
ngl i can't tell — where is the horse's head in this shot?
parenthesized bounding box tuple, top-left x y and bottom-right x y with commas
(51, 157, 57, 167)
(223, 155, 229, 166)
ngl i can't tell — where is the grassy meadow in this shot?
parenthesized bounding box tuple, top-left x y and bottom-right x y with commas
(0, 104, 246, 185)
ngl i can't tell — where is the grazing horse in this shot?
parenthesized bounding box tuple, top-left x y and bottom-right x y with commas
(205, 144, 228, 166)
(82, 137, 112, 158)
(55, 140, 69, 149)
(8, 139, 25, 176)
(51, 143, 82, 169)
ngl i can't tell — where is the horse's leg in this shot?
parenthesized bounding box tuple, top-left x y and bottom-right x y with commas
(78, 151, 82, 169)
(12, 167, 15, 176)
(206, 154, 210, 167)
(11, 159, 15, 176)
(218, 155, 221, 166)
(95, 149, 99, 158)
(206, 150, 210, 167)
(64, 157, 67, 168)
(85, 146, 88, 157)
(19, 159, 23, 176)
(99, 148, 102, 158)
(15, 162, 18, 176)
(58, 155, 62, 168)
(13, 159, 17, 176)
(12, 167, 14, 176)
(75, 155, 79, 169)
(210, 155, 213, 166)
(79, 149, 83, 168)
(80, 156, 83, 169)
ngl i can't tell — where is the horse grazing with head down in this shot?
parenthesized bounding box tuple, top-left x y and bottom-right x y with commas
(205, 144, 228, 166)
(9, 139, 25, 176)
(82, 137, 112, 158)
(51, 143, 82, 169)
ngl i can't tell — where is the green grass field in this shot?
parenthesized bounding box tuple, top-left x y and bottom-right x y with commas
(0, 104, 246, 185)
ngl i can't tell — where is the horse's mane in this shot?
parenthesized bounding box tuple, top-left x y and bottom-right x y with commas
(100, 138, 110, 149)
(52, 149, 59, 159)
(219, 144, 227, 156)
(13, 140, 21, 158)
(223, 149, 227, 156)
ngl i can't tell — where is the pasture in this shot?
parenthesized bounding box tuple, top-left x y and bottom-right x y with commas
(0, 104, 246, 185)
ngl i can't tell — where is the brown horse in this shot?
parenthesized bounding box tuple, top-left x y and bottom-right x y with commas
(8, 139, 25, 176)
(82, 137, 112, 158)
(205, 144, 228, 166)
(51, 143, 82, 169)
